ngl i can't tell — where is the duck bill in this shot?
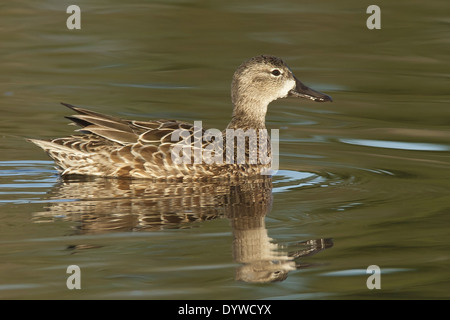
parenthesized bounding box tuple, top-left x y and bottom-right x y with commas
(288, 77, 332, 102)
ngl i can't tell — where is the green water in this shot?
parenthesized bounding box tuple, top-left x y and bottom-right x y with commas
(0, 0, 449, 299)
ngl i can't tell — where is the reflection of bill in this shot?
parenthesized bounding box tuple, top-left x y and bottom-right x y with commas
(170, 121, 279, 175)
(231, 208, 333, 283)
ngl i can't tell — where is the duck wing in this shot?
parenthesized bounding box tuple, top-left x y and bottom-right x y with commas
(30, 103, 214, 178)
(62, 102, 198, 146)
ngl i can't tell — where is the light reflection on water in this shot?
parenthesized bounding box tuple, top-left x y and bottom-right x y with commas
(0, 0, 449, 300)
(340, 139, 450, 152)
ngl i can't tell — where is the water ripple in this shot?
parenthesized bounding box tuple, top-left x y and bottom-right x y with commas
(0, 160, 57, 204)
(340, 138, 450, 151)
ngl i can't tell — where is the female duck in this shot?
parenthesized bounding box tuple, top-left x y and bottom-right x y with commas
(30, 55, 332, 180)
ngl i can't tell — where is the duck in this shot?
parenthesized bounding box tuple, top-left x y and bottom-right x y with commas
(29, 55, 332, 180)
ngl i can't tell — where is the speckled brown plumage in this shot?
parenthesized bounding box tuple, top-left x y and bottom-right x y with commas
(29, 55, 331, 180)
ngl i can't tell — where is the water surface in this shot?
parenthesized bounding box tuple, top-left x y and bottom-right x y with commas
(0, 0, 449, 299)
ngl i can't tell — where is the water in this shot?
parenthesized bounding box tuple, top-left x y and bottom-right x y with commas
(1, 0, 449, 299)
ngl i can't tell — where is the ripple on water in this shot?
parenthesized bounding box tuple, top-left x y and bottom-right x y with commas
(0, 160, 416, 209)
(0, 161, 361, 202)
(340, 138, 450, 152)
(0, 160, 57, 204)
(320, 268, 413, 278)
(272, 169, 359, 194)
(272, 170, 324, 194)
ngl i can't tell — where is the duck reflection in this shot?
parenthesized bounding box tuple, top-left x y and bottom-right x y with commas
(33, 176, 332, 282)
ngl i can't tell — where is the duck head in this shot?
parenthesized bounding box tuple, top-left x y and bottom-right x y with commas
(229, 55, 332, 129)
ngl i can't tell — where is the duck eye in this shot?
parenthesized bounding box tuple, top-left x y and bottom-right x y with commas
(271, 69, 281, 76)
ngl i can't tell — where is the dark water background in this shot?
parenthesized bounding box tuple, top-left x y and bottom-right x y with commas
(0, 0, 449, 299)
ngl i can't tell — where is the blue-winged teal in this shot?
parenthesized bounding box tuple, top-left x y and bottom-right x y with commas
(29, 55, 332, 180)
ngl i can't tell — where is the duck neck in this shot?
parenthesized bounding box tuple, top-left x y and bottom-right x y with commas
(226, 98, 268, 130)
